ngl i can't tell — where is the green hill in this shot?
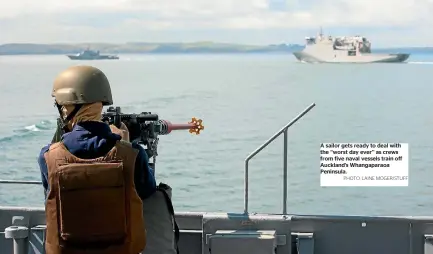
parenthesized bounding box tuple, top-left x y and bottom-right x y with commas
(0, 42, 304, 55)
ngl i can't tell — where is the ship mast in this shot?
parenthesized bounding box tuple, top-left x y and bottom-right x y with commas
(317, 26, 324, 40)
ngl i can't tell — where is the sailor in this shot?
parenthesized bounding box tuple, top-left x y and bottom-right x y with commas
(37, 65, 156, 254)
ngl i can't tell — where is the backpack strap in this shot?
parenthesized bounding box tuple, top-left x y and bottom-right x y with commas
(157, 183, 180, 254)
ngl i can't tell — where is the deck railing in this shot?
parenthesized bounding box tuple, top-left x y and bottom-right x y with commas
(243, 103, 316, 214)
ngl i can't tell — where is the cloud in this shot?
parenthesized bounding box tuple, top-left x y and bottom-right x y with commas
(1, 0, 432, 46)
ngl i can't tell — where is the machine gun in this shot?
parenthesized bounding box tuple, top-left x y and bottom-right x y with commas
(101, 106, 204, 169)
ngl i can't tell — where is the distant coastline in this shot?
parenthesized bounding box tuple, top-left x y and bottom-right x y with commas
(0, 42, 432, 55)
(0, 42, 302, 55)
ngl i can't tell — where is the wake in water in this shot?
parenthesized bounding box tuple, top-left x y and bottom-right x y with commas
(295, 61, 433, 65)
(0, 120, 56, 144)
(14, 120, 56, 133)
(407, 61, 433, 64)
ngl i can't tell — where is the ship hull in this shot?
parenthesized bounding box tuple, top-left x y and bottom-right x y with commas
(0, 206, 430, 254)
(293, 51, 410, 63)
(67, 55, 119, 60)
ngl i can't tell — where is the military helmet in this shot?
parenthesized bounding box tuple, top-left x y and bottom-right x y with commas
(52, 65, 113, 106)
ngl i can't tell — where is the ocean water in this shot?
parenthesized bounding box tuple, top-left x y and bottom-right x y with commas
(0, 53, 433, 216)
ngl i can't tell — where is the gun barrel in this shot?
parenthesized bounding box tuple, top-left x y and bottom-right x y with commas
(159, 120, 194, 134)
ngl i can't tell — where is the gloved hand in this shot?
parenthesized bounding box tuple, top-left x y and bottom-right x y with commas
(109, 122, 130, 142)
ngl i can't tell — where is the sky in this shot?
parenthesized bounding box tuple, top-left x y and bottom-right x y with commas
(1, 0, 433, 47)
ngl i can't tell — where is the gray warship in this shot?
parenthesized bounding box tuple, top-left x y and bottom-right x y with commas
(1, 103, 433, 254)
(66, 48, 119, 60)
(293, 30, 410, 63)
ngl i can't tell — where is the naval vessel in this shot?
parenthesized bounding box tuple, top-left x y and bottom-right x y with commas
(293, 30, 410, 63)
(66, 48, 119, 60)
(2, 103, 433, 254)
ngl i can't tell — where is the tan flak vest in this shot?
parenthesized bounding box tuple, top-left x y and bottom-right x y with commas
(44, 140, 146, 254)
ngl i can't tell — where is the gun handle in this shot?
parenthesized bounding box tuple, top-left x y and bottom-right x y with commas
(51, 128, 62, 143)
(114, 115, 121, 128)
(51, 119, 64, 143)
(113, 106, 122, 128)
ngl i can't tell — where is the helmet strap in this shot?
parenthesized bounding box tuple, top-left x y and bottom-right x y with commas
(55, 102, 83, 133)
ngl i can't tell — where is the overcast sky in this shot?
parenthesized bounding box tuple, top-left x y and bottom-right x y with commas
(1, 0, 432, 47)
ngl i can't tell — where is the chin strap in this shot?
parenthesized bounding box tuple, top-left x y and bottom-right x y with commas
(55, 102, 83, 133)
